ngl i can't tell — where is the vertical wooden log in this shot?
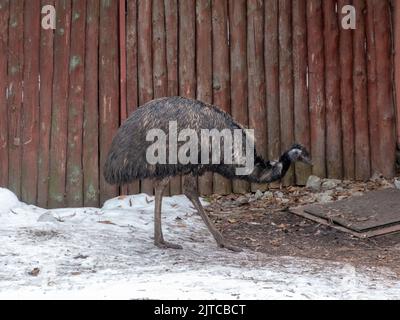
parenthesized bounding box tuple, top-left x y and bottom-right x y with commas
(152, 0, 168, 110)
(0, 0, 9, 188)
(374, 0, 396, 177)
(196, 0, 213, 195)
(338, 0, 355, 179)
(179, 0, 196, 98)
(179, 0, 197, 194)
(83, 0, 100, 207)
(212, 0, 231, 194)
(247, 0, 266, 192)
(48, 0, 71, 208)
(265, 0, 280, 173)
(307, 0, 326, 178)
(21, 1, 40, 204)
(120, 0, 127, 124)
(365, 0, 379, 175)
(323, 0, 343, 179)
(165, 0, 181, 195)
(126, 0, 140, 195)
(229, 0, 249, 193)
(292, 0, 311, 185)
(99, 0, 119, 204)
(152, 0, 169, 195)
(138, 0, 153, 195)
(393, 0, 400, 154)
(352, 0, 371, 180)
(37, 0, 55, 207)
(7, 0, 24, 198)
(279, 0, 294, 186)
(119, 0, 128, 196)
(66, 0, 86, 207)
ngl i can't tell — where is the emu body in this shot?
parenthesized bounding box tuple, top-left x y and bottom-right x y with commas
(104, 97, 311, 251)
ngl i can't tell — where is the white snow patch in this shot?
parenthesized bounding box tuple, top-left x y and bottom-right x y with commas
(0, 188, 399, 300)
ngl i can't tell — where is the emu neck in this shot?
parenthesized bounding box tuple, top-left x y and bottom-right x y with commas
(279, 152, 292, 177)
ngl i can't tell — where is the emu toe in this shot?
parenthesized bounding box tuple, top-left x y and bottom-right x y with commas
(218, 242, 242, 252)
(155, 240, 183, 250)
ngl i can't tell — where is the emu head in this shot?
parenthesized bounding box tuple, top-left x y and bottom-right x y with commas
(287, 143, 312, 165)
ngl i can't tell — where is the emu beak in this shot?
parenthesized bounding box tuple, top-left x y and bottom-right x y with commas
(302, 156, 313, 166)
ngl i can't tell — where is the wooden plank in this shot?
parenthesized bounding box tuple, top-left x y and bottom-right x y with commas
(278, 0, 294, 186)
(338, 0, 355, 179)
(66, 0, 86, 207)
(126, 0, 140, 195)
(265, 0, 280, 187)
(212, 0, 231, 194)
(292, 0, 311, 185)
(247, 0, 266, 192)
(0, 0, 9, 188)
(7, 0, 24, 198)
(138, 0, 153, 195)
(303, 189, 400, 232)
(291, 206, 400, 239)
(83, 0, 100, 207)
(365, 0, 379, 175)
(307, 0, 326, 178)
(152, 0, 169, 195)
(165, 0, 181, 195)
(21, 1, 40, 204)
(99, 0, 120, 204)
(323, 0, 343, 179)
(179, 0, 196, 98)
(395, 0, 400, 153)
(119, 0, 128, 197)
(37, 0, 55, 208)
(352, 0, 370, 180)
(196, 0, 213, 195)
(48, 0, 71, 208)
(229, 0, 248, 194)
(374, 0, 396, 178)
(179, 0, 197, 194)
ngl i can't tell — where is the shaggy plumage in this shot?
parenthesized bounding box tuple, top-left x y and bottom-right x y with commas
(104, 96, 312, 251)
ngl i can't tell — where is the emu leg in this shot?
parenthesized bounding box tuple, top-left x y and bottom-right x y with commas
(183, 176, 241, 252)
(154, 178, 182, 249)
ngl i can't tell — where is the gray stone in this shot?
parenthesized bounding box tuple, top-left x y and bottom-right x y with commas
(37, 212, 59, 223)
(394, 179, 400, 190)
(263, 191, 273, 199)
(254, 190, 264, 200)
(322, 179, 341, 190)
(316, 193, 333, 203)
(306, 175, 322, 191)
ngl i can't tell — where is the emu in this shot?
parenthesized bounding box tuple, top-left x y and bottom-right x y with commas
(104, 96, 312, 251)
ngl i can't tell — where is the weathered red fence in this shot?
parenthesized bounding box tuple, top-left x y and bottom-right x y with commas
(0, 0, 398, 208)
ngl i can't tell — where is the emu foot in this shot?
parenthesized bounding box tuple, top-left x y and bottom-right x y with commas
(218, 241, 242, 252)
(155, 240, 183, 250)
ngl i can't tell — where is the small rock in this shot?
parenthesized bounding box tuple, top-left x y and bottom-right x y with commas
(351, 191, 364, 197)
(316, 193, 333, 203)
(235, 196, 249, 206)
(306, 175, 322, 191)
(37, 212, 59, 223)
(370, 172, 383, 182)
(263, 191, 273, 199)
(322, 179, 341, 190)
(394, 179, 400, 190)
(274, 191, 284, 198)
(254, 190, 264, 200)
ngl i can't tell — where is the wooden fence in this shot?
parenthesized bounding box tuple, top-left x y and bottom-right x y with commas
(0, 0, 398, 208)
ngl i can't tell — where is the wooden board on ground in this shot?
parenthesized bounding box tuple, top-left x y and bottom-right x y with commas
(290, 189, 400, 238)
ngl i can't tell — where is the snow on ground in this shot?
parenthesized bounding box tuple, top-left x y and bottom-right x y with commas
(0, 187, 399, 300)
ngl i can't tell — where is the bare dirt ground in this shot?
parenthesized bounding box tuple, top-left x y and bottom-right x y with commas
(207, 177, 400, 274)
